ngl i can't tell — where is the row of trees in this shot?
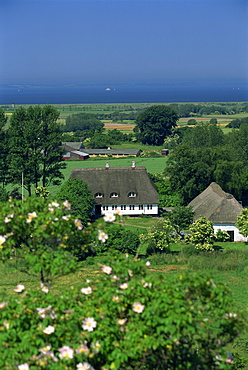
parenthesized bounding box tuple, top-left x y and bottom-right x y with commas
(166, 122, 248, 205)
(0, 106, 65, 196)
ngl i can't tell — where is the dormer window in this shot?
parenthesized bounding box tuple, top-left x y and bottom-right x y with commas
(95, 192, 103, 198)
(128, 192, 137, 197)
(110, 192, 118, 198)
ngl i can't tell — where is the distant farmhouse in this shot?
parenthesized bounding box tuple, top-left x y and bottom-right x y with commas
(62, 142, 141, 160)
(188, 182, 246, 242)
(62, 142, 89, 160)
(69, 162, 158, 217)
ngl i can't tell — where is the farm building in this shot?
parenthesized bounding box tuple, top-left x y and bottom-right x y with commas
(81, 148, 141, 157)
(69, 162, 158, 217)
(188, 182, 246, 242)
(62, 143, 89, 160)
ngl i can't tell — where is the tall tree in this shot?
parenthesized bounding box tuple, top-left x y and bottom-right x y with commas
(134, 105, 178, 145)
(0, 109, 9, 187)
(7, 105, 65, 196)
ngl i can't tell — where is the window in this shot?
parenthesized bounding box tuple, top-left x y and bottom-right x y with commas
(121, 205, 126, 210)
(128, 192, 137, 197)
(147, 205, 153, 210)
(112, 205, 117, 210)
(95, 192, 103, 198)
(129, 205, 135, 210)
(102, 205, 108, 211)
(110, 192, 118, 198)
(139, 205, 143, 210)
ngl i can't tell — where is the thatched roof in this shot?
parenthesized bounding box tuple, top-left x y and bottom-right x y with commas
(188, 182, 243, 224)
(69, 164, 158, 205)
(62, 142, 83, 151)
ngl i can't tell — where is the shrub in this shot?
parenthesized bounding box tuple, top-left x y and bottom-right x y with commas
(0, 255, 244, 370)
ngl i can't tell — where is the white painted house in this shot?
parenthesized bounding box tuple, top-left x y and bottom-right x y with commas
(188, 182, 246, 242)
(69, 162, 159, 217)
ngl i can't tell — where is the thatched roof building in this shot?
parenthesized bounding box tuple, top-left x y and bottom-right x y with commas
(69, 162, 158, 216)
(188, 182, 245, 241)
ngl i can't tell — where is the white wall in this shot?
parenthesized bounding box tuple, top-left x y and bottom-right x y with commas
(100, 204, 158, 216)
(213, 224, 247, 242)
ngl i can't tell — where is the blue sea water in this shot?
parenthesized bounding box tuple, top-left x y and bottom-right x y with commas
(0, 82, 247, 105)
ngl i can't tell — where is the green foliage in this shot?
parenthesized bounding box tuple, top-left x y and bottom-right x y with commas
(35, 186, 50, 199)
(187, 118, 197, 125)
(236, 208, 248, 237)
(134, 105, 179, 145)
(0, 255, 244, 370)
(226, 117, 248, 129)
(94, 224, 140, 255)
(167, 206, 194, 233)
(64, 113, 104, 133)
(7, 105, 66, 195)
(186, 217, 216, 251)
(56, 178, 95, 226)
(0, 198, 88, 284)
(140, 218, 179, 255)
(149, 172, 182, 207)
(215, 229, 231, 242)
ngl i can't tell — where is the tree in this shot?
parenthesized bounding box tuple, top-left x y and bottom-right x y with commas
(134, 105, 178, 145)
(236, 208, 248, 237)
(56, 178, 95, 225)
(167, 206, 194, 234)
(64, 113, 104, 133)
(140, 218, 179, 255)
(7, 106, 66, 195)
(0, 109, 9, 187)
(186, 217, 216, 251)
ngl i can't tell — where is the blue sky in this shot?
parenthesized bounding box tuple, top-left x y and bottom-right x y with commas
(0, 0, 247, 85)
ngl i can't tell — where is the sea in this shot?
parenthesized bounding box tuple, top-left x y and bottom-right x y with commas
(0, 80, 247, 105)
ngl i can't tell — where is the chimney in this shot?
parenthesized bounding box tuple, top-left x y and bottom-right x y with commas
(131, 161, 135, 169)
(106, 162, 109, 169)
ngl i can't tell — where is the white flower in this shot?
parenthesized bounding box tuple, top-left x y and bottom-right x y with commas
(3, 320, 9, 329)
(77, 362, 94, 370)
(102, 265, 112, 275)
(40, 283, 49, 293)
(76, 344, 90, 355)
(43, 325, 55, 335)
(62, 215, 70, 221)
(82, 317, 97, 332)
(145, 261, 151, 266)
(120, 283, 128, 290)
(51, 201, 60, 208)
(75, 219, 83, 230)
(63, 200, 71, 210)
(26, 212, 37, 223)
(0, 302, 7, 309)
(4, 214, 13, 223)
(58, 345, 74, 359)
(112, 296, 119, 302)
(39, 345, 51, 354)
(14, 284, 25, 293)
(81, 286, 92, 295)
(91, 341, 101, 353)
(133, 302, 145, 313)
(103, 212, 116, 222)
(18, 364, 29, 370)
(98, 230, 108, 243)
(0, 235, 6, 246)
(115, 209, 122, 216)
(118, 318, 127, 325)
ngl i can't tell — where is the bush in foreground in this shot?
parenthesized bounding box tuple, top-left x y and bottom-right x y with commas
(0, 255, 244, 370)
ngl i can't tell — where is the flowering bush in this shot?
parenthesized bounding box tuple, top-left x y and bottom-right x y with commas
(0, 198, 92, 284)
(186, 216, 216, 251)
(0, 255, 244, 369)
(140, 218, 179, 255)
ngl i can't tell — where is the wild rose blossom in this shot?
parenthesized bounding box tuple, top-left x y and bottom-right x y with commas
(102, 265, 112, 274)
(120, 283, 128, 290)
(0, 302, 7, 309)
(98, 230, 108, 242)
(14, 284, 25, 293)
(146, 261, 151, 266)
(103, 212, 116, 222)
(4, 214, 14, 223)
(43, 325, 55, 335)
(118, 318, 127, 325)
(40, 283, 49, 293)
(18, 364, 29, 370)
(77, 363, 94, 370)
(63, 200, 71, 210)
(82, 317, 97, 332)
(0, 235, 6, 247)
(91, 341, 101, 353)
(58, 346, 74, 359)
(75, 219, 83, 230)
(81, 287, 92, 295)
(76, 344, 90, 355)
(133, 302, 145, 313)
(26, 212, 37, 223)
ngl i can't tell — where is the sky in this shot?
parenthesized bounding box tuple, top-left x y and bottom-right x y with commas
(0, 0, 247, 85)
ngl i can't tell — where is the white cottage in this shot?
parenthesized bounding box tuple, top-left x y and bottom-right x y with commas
(188, 182, 246, 242)
(69, 162, 159, 217)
